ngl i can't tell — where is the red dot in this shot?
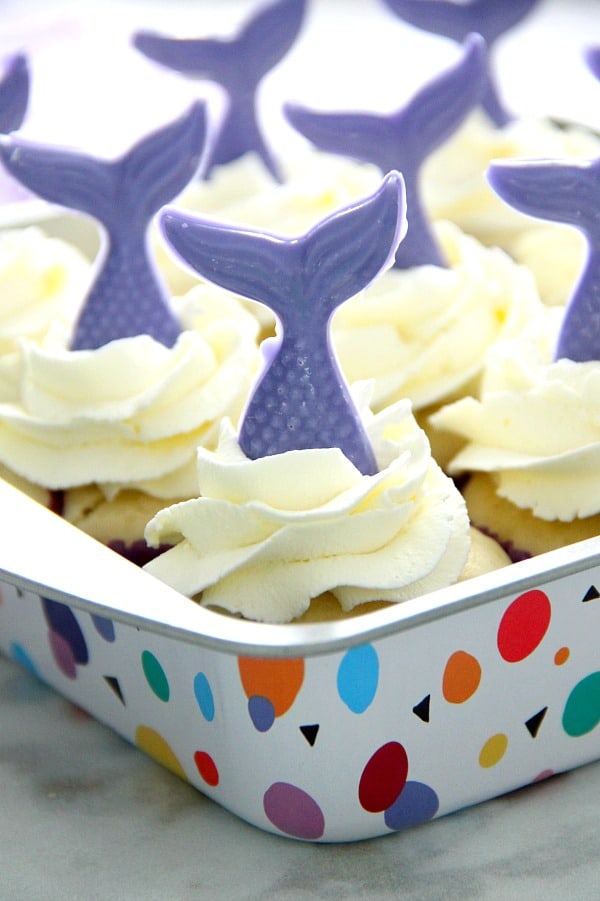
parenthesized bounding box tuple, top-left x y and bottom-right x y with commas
(497, 589, 551, 663)
(359, 741, 408, 813)
(194, 751, 219, 787)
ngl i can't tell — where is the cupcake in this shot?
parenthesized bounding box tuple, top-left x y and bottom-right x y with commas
(283, 35, 544, 467)
(0, 103, 260, 555)
(381, 0, 600, 307)
(431, 155, 600, 559)
(144, 171, 509, 624)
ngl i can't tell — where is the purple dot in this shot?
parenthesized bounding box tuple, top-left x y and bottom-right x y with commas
(48, 630, 77, 679)
(248, 695, 275, 732)
(263, 782, 325, 840)
(384, 780, 439, 831)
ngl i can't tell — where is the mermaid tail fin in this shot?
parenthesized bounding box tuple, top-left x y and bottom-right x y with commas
(134, 0, 306, 179)
(489, 158, 600, 363)
(381, 0, 542, 44)
(135, 0, 304, 83)
(0, 102, 206, 232)
(161, 171, 405, 325)
(1, 103, 207, 349)
(162, 172, 406, 473)
(488, 158, 600, 232)
(381, 0, 541, 125)
(0, 53, 29, 134)
(285, 35, 485, 267)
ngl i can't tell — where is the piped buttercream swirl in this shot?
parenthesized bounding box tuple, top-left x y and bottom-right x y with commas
(431, 307, 600, 521)
(144, 397, 471, 623)
(332, 220, 543, 411)
(0, 286, 260, 498)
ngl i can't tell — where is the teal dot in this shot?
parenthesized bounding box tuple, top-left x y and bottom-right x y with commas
(337, 644, 379, 714)
(562, 671, 600, 737)
(142, 650, 170, 702)
(193, 672, 215, 721)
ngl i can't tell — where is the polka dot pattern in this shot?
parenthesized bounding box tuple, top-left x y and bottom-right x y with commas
(1, 560, 599, 842)
(337, 644, 379, 713)
(193, 672, 215, 722)
(194, 751, 219, 787)
(497, 590, 551, 663)
(359, 742, 408, 813)
(562, 672, 600, 737)
(479, 733, 508, 768)
(142, 650, 170, 702)
(263, 782, 325, 840)
(442, 650, 481, 703)
(238, 657, 304, 732)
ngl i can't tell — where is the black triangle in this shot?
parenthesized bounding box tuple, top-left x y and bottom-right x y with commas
(525, 707, 547, 738)
(299, 724, 319, 746)
(104, 675, 125, 704)
(412, 694, 431, 723)
(582, 585, 600, 603)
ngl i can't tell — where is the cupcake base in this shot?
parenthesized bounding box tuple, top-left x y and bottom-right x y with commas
(462, 472, 600, 561)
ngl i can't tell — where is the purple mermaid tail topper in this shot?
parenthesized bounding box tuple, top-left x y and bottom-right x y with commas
(0, 53, 29, 134)
(380, 0, 543, 126)
(160, 171, 406, 475)
(488, 158, 600, 363)
(133, 0, 306, 182)
(0, 102, 207, 350)
(285, 34, 486, 269)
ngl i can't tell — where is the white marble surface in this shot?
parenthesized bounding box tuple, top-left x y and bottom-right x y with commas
(2, 0, 600, 897)
(2, 651, 600, 900)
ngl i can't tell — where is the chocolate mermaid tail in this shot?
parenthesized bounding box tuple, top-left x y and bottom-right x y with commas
(161, 171, 406, 474)
(489, 158, 600, 363)
(380, 0, 543, 125)
(0, 102, 207, 349)
(0, 53, 29, 134)
(134, 0, 306, 180)
(285, 35, 486, 269)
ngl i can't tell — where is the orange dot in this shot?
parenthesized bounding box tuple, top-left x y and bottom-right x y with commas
(238, 657, 305, 717)
(554, 646, 570, 666)
(442, 650, 482, 704)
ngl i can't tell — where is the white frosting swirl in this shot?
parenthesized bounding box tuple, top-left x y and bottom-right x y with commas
(144, 400, 471, 623)
(332, 220, 543, 411)
(0, 227, 91, 398)
(509, 223, 586, 307)
(0, 286, 260, 498)
(431, 308, 600, 521)
(422, 112, 600, 267)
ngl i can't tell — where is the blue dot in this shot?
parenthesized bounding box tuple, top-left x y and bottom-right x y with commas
(384, 781, 440, 831)
(92, 615, 115, 642)
(193, 672, 215, 722)
(248, 695, 275, 732)
(10, 642, 38, 677)
(337, 644, 379, 713)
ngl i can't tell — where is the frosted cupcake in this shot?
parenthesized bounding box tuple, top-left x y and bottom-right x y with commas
(381, 0, 600, 307)
(284, 35, 543, 466)
(0, 104, 260, 556)
(431, 157, 600, 559)
(144, 172, 510, 624)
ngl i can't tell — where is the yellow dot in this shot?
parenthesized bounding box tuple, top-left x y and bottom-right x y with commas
(479, 733, 508, 768)
(135, 725, 187, 781)
(554, 646, 570, 666)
